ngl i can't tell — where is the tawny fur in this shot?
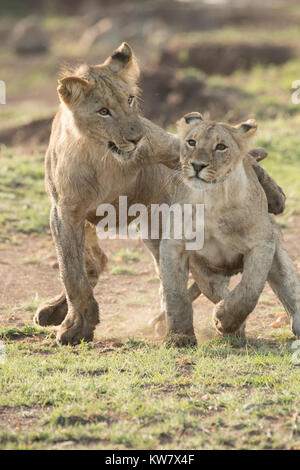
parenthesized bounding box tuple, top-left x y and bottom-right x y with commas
(159, 112, 300, 346)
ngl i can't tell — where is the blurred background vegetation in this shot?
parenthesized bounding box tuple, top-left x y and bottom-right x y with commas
(0, 0, 299, 238)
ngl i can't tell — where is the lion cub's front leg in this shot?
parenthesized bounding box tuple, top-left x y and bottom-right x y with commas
(268, 229, 300, 338)
(213, 241, 275, 335)
(50, 206, 99, 345)
(160, 240, 197, 346)
(34, 221, 106, 328)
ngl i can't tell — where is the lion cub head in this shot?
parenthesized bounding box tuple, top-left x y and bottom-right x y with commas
(57, 42, 145, 160)
(177, 112, 257, 189)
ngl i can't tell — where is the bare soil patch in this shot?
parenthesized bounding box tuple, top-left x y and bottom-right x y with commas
(141, 68, 246, 126)
(0, 117, 53, 147)
(0, 406, 42, 431)
(160, 43, 295, 76)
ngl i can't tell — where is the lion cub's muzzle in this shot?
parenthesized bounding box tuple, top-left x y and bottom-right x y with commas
(108, 134, 144, 157)
(191, 162, 208, 179)
(125, 119, 145, 142)
(109, 123, 145, 158)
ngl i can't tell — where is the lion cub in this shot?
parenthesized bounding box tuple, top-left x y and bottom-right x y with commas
(160, 112, 300, 345)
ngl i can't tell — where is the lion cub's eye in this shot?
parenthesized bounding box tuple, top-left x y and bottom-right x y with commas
(97, 108, 110, 116)
(187, 139, 196, 147)
(128, 95, 134, 106)
(215, 143, 227, 151)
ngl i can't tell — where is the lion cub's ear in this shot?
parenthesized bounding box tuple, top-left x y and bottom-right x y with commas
(57, 76, 91, 105)
(235, 119, 258, 138)
(176, 112, 204, 138)
(104, 42, 140, 84)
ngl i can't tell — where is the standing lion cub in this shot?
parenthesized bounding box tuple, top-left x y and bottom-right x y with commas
(160, 112, 300, 346)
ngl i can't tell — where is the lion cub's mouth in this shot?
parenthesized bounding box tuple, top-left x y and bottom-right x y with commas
(187, 169, 232, 185)
(187, 174, 212, 185)
(108, 141, 135, 156)
(191, 175, 209, 182)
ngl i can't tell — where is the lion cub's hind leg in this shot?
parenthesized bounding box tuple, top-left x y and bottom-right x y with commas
(148, 281, 200, 336)
(143, 239, 165, 334)
(34, 222, 107, 327)
(268, 230, 300, 338)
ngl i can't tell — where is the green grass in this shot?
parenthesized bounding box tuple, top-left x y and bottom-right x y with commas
(0, 107, 56, 131)
(0, 149, 50, 240)
(0, 335, 299, 449)
(112, 248, 141, 263)
(205, 60, 300, 120)
(257, 118, 300, 221)
(109, 266, 139, 276)
(0, 325, 47, 340)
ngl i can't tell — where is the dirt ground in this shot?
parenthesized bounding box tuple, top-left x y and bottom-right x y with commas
(0, 215, 299, 344)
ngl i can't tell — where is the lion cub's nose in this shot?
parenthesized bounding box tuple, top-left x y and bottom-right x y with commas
(191, 162, 208, 174)
(127, 135, 142, 145)
(126, 122, 144, 146)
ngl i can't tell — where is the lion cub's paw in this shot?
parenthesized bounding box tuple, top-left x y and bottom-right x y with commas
(34, 294, 68, 327)
(213, 301, 245, 335)
(56, 317, 95, 345)
(56, 301, 99, 345)
(165, 332, 197, 348)
(291, 316, 300, 339)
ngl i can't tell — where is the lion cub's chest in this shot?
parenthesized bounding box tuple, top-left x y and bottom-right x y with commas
(195, 207, 250, 273)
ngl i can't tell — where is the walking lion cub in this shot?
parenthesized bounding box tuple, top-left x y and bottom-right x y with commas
(160, 112, 300, 345)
